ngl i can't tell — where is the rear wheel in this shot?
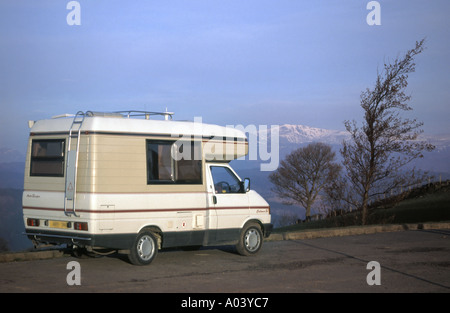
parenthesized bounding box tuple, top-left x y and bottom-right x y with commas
(236, 223, 263, 256)
(128, 231, 158, 266)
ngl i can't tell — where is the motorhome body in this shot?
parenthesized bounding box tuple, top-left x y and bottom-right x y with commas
(23, 111, 272, 265)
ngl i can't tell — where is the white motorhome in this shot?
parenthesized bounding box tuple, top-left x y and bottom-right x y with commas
(23, 111, 272, 265)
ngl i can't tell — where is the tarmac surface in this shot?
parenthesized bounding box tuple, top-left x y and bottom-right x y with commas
(0, 224, 449, 293)
(1, 221, 449, 263)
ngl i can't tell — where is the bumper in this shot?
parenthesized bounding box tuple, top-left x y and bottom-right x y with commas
(24, 229, 135, 250)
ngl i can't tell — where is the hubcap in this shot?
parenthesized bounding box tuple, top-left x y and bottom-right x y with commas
(245, 228, 260, 252)
(137, 235, 155, 261)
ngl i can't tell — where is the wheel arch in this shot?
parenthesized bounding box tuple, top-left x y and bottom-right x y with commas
(242, 218, 264, 233)
(139, 225, 163, 250)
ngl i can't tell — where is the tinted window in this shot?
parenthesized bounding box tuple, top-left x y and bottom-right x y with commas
(30, 139, 65, 177)
(175, 141, 202, 184)
(147, 141, 174, 182)
(146, 140, 202, 184)
(210, 166, 243, 193)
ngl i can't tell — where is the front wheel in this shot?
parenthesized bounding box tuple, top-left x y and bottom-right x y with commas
(236, 223, 263, 256)
(128, 231, 158, 266)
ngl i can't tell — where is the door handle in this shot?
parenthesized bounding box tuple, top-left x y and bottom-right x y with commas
(213, 195, 217, 204)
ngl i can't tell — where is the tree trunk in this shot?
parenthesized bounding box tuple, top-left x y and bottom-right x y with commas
(361, 190, 369, 225)
(305, 201, 312, 222)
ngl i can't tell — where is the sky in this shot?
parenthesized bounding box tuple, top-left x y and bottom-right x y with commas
(1, 0, 449, 153)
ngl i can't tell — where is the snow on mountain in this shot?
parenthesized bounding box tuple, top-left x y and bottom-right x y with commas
(245, 123, 450, 175)
(419, 134, 450, 151)
(0, 147, 25, 163)
(276, 124, 349, 145)
(254, 124, 349, 151)
(264, 124, 449, 149)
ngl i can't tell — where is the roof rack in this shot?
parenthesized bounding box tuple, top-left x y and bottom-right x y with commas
(114, 110, 174, 120)
(85, 111, 123, 118)
(52, 110, 175, 121)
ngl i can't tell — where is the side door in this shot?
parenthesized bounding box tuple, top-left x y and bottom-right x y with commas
(208, 164, 249, 243)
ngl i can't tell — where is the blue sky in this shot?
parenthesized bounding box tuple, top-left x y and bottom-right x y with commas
(1, 0, 449, 153)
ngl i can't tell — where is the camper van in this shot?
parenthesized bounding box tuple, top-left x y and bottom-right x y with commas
(22, 111, 272, 265)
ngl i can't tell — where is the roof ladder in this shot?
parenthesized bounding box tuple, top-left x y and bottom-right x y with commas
(64, 111, 85, 217)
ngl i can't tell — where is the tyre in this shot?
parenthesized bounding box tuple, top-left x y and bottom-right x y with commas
(236, 223, 263, 256)
(128, 231, 158, 266)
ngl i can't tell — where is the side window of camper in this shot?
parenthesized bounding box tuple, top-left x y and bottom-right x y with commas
(30, 139, 65, 177)
(175, 141, 202, 184)
(146, 140, 202, 184)
(210, 166, 243, 194)
(147, 141, 174, 182)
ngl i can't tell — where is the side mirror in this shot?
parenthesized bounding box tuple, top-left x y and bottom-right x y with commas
(244, 178, 250, 192)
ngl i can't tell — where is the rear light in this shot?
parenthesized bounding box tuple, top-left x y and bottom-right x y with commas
(27, 218, 40, 227)
(74, 222, 88, 231)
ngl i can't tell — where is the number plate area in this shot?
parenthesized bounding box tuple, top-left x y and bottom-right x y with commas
(49, 220, 70, 229)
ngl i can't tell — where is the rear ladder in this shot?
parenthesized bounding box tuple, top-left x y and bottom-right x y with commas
(64, 111, 85, 217)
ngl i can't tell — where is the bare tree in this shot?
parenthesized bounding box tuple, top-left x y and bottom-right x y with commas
(269, 142, 342, 221)
(341, 39, 435, 225)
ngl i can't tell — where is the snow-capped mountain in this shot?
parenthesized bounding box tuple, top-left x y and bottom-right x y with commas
(263, 124, 449, 148)
(253, 124, 349, 157)
(239, 123, 450, 176)
(0, 147, 25, 163)
(420, 134, 450, 151)
(276, 124, 349, 145)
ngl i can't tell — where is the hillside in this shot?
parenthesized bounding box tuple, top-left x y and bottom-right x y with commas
(274, 181, 450, 233)
(0, 188, 32, 252)
(0, 162, 24, 189)
(370, 181, 450, 224)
